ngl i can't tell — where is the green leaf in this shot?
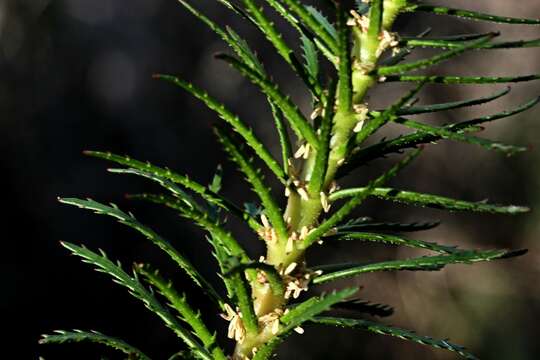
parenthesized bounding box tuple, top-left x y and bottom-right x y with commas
(341, 96, 540, 173)
(392, 116, 527, 156)
(253, 287, 358, 360)
(135, 264, 227, 360)
(127, 193, 249, 262)
(305, 6, 337, 42)
(332, 299, 394, 317)
(311, 317, 479, 359)
(225, 26, 266, 75)
(409, 4, 540, 25)
(329, 187, 530, 214)
(377, 33, 497, 76)
(214, 126, 289, 242)
(385, 74, 540, 84)
(313, 249, 527, 284)
(214, 54, 320, 149)
(112, 168, 261, 233)
(308, 80, 336, 195)
(58, 198, 224, 306)
(228, 270, 259, 335)
(304, 149, 422, 248)
(403, 37, 540, 50)
(361, 0, 383, 65)
(336, 2, 352, 113)
(269, 102, 293, 175)
(301, 34, 319, 81)
(60, 242, 212, 360)
(330, 232, 459, 254)
(209, 165, 223, 194)
(84, 151, 241, 214)
(354, 81, 426, 146)
(176, 0, 264, 76)
(280, 288, 358, 331)
(280, 0, 338, 54)
(333, 220, 441, 233)
(154, 75, 286, 183)
(241, 0, 319, 97)
(396, 86, 511, 115)
(39, 330, 151, 360)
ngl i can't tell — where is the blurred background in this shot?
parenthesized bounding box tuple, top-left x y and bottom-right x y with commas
(4, 0, 539, 358)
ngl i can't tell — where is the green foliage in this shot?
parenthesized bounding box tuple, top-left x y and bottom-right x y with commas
(39, 330, 151, 360)
(46, 1, 537, 359)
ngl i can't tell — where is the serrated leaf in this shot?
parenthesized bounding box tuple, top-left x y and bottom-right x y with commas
(332, 299, 394, 317)
(304, 149, 422, 248)
(409, 4, 540, 25)
(313, 249, 527, 284)
(308, 79, 336, 195)
(377, 33, 497, 76)
(396, 86, 510, 115)
(331, 232, 458, 254)
(113, 167, 260, 232)
(58, 197, 224, 306)
(281, 288, 358, 331)
(385, 74, 540, 84)
(336, 2, 352, 113)
(127, 193, 249, 262)
(177, 0, 263, 76)
(84, 151, 255, 222)
(311, 317, 479, 359)
(214, 54, 320, 149)
(354, 81, 426, 146)
(214, 126, 289, 242)
(341, 96, 540, 173)
(269, 102, 293, 175)
(403, 36, 540, 50)
(39, 330, 151, 360)
(329, 187, 530, 214)
(280, 0, 338, 54)
(154, 75, 286, 183)
(60, 242, 212, 360)
(392, 116, 526, 156)
(135, 265, 227, 360)
(301, 34, 319, 80)
(241, 0, 319, 97)
(333, 220, 441, 233)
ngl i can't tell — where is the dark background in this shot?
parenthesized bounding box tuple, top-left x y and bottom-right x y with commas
(4, 0, 540, 359)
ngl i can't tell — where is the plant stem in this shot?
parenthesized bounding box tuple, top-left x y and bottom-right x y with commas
(234, 1, 408, 358)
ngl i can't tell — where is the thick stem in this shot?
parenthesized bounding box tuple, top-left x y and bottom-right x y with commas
(233, 2, 407, 358)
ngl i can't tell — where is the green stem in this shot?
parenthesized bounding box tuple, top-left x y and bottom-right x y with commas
(234, 1, 407, 358)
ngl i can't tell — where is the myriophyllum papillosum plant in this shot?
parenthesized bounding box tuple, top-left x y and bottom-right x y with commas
(41, 0, 540, 359)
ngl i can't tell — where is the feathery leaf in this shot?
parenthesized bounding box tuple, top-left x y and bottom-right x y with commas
(312, 317, 479, 359)
(214, 126, 289, 242)
(304, 149, 422, 248)
(135, 264, 227, 360)
(127, 193, 249, 261)
(329, 187, 530, 214)
(58, 198, 223, 306)
(409, 4, 540, 25)
(396, 86, 511, 115)
(385, 74, 540, 84)
(313, 249, 527, 284)
(330, 232, 458, 254)
(60, 242, 212, 360)
(154, 75, 286, 183)
(215, 54, 320, 149)
(377, 33, 497, 76)
(39, 330, 151, 360)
